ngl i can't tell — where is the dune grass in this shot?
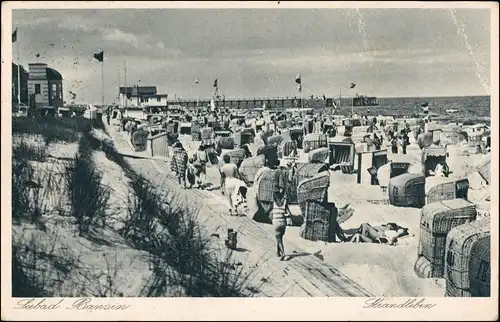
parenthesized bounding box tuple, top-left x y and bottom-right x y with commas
(122, 177, 250, 297)
(12, 116, 95, 145)
(12, 115, 250, 297)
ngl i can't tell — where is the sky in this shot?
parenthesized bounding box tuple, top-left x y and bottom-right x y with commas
(11, 7, 492, 105)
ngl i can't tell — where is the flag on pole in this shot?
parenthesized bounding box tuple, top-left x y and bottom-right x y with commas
(297, 84, 302, 92)
(295, 74, 301, 85)
(421, 102, 429, 114)
(322, 94, 326, 101)
(12, 28, 18, 43)
(195, 78, 199, 84)
(93, 50, 104, 62)
(213, 79, 218, 88)
(350, 82, 356, 89)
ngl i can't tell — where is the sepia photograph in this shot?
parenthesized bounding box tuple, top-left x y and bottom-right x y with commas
(2, 1, 498, 321)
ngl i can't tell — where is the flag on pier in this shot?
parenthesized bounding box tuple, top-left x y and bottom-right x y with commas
(295, 74, 302, 92)
(93, 50, 104, 62)
(350, 82, 356, 89)
(195, 78, 199, 84)
(12, 28, 18, 43)
(213, 79, 218, 88)
(94, 50, 105, 107)
(295, 74, 301, 85)
(421, 102, 429, 114)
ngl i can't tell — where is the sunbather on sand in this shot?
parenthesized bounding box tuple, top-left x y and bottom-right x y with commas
(349, 223, 408, 245)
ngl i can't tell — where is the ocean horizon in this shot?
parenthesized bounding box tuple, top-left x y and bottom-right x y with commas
(108, 94, 491, 119)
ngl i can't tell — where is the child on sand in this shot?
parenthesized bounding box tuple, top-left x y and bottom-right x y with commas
(186, 158, 197, 189)
(271, 187, 291, 261)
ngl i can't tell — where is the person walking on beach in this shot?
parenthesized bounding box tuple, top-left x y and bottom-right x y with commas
(220, 154, 240, 192)
(391, 135, 398, 154)
(186, 158, 197, 189)
(220, 154, 241, 211)
(193, 145, 209, 189)
(171, 142, 189, 188)
(373, 133, 382, 150)
(402, 132, 409, 154)
(272, 181, 291, 261)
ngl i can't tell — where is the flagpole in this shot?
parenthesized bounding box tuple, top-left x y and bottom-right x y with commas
(339, 88, 342, 110)
(351, 95, 354, 117)
(17, 29, 21, 105)
(101, 58, 104, 108)
(124, 60, 128, 116)
(117, 68, 120, 104)
(300, 75, 303, 110)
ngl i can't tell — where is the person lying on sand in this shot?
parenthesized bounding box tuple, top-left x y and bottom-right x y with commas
(348, 222, 409, 245)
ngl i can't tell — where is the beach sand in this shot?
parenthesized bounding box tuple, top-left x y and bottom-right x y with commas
(180, 124, 492, 297)
(12, 117, 490, 297)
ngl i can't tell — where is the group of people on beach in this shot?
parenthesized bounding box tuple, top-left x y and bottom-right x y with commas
(170, 141, 210, 189)
(111, 105, 418, 258)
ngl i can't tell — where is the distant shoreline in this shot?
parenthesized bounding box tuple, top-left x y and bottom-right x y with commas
(378, 94, 490, 99)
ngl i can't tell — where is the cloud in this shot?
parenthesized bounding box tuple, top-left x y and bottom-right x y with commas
(102, 28, 140, 47)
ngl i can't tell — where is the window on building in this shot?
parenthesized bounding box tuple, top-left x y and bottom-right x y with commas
(145, 97, 149, 103)
(35, 84, 41, 94)
(51, 84, 57, 99)
(140, 97, 144, 103)
(157, 97, 161, 102)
